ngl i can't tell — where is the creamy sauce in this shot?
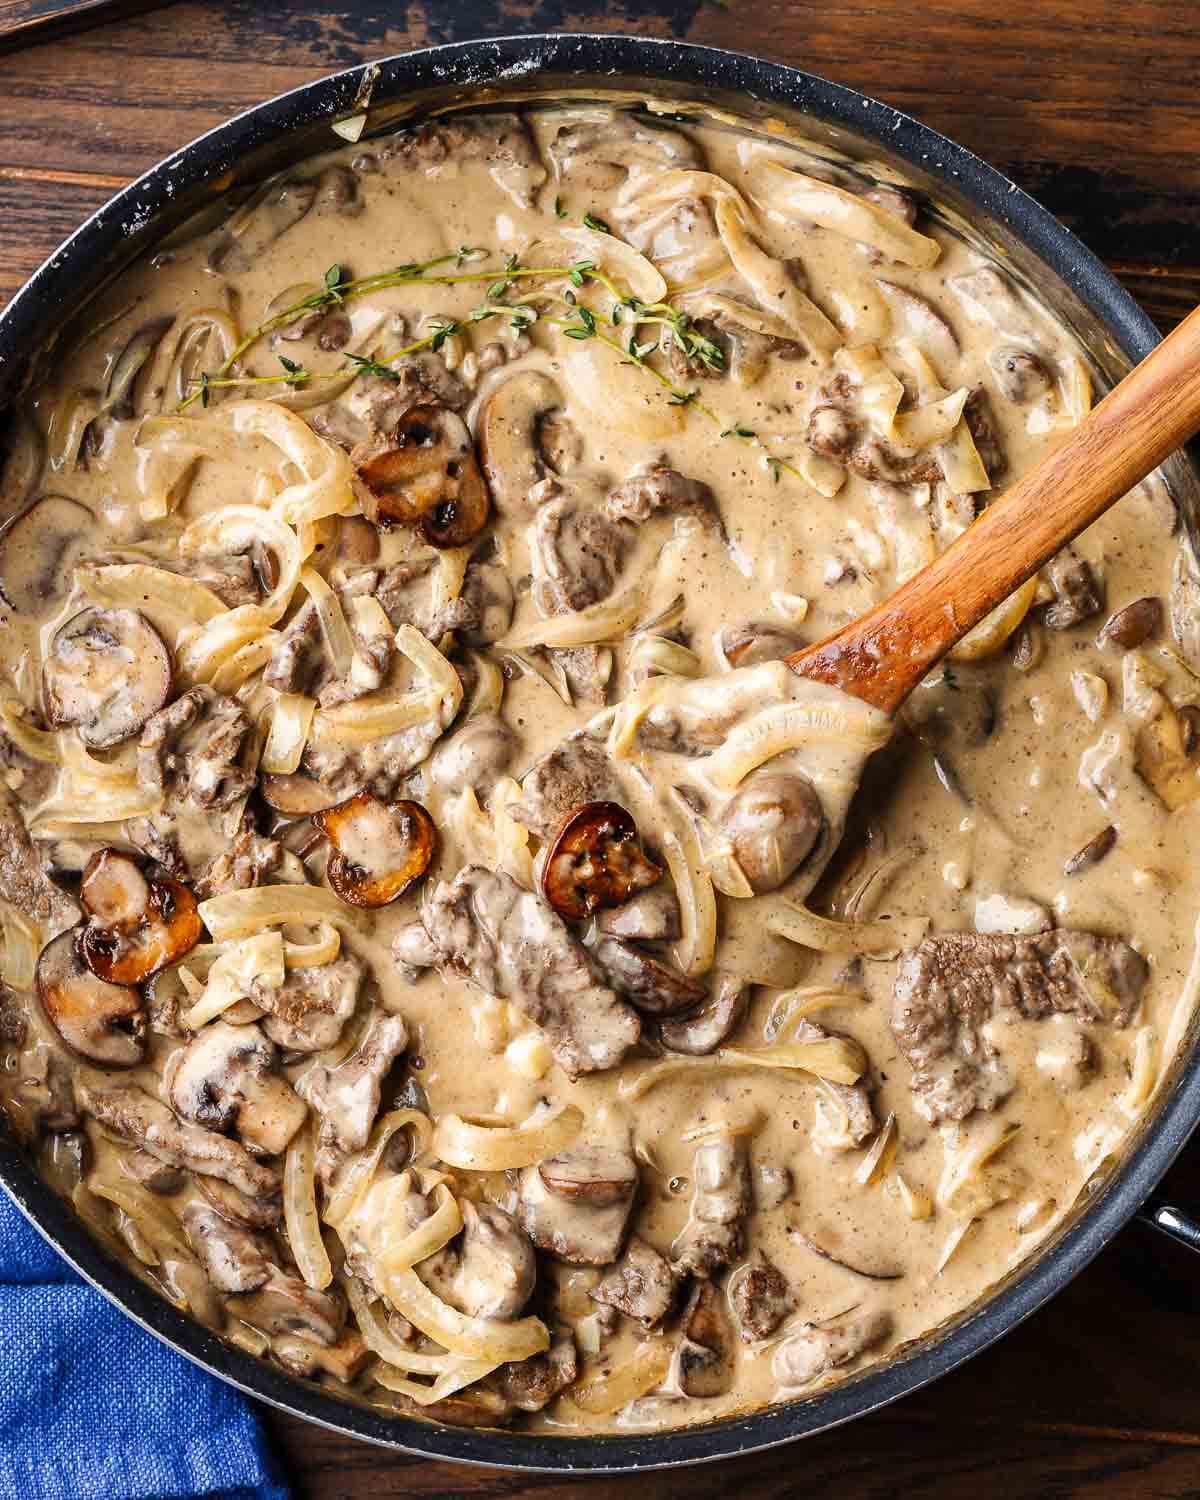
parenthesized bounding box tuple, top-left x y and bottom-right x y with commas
(0, 100, 1198, 1437)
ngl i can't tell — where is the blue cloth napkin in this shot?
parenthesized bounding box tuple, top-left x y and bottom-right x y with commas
(0, 1186, 290, 1500)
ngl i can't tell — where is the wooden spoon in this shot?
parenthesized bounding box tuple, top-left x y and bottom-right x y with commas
(787, 305, 1200, 712)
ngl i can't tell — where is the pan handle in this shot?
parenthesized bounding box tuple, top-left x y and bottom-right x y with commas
(1139, 1200, 1200, 1255)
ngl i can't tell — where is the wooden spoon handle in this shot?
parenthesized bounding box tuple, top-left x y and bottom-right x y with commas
(788, 302, 1200, 714)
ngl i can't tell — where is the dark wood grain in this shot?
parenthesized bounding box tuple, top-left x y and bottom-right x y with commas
(5, 2, 1200, 1495)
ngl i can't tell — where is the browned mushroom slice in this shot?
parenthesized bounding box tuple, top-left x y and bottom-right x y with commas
(43, 606, 171, 749)
(662, 1280, 734, 1398)
(36, 928, 145, 1066)
(790, 1225, 904, 1280)
(0, 495, 94, 615)
(538, 1145, 639, 1207)
(716, 769, 825, 894)
(314, 791, 436, 909)
(79, 849, 201, 985)
(590, 936, 707, 1018)
(541, 802, 662, 921)
(354, 404, 489, 548)
(260, 771, 342, 816)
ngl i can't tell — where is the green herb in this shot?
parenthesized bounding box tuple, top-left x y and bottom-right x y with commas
(344, 353, 401, 382)
(277, 355, 310, 387)
(582, 212, 611, 234)
(720, 425, 757, 439)
(942, 664, 960, 691)
(323, 263, 346, 303)
(668, 388, 699, 408)
(554, 196, 568, 219)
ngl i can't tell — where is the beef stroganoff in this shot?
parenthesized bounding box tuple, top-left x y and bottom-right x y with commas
(0, 101, 1197, 1433)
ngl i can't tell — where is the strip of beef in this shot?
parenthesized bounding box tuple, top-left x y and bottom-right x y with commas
(375, 558, 474, 642)
(250, 955, 363, 1053)
(963, 386, 1006, 481)
(807, 373, 942, 485)
(415, 867, 641, 1078)
(0, 785, 79, 931)
(75, 1081, 279, 1198)
(772, 1309, 892, 1389)
(590, 1235, 679, 1328)
(660, 974, 750, 1056)
(603, 466, 720, 529)
(1040, 545, 1104, 630)
(419, 1200, 535, 1320)
(550, 644, 612, 707)
(298, 1009, 408, 1153)
(181, 1201, 274, 1293)
(380, 112, 545, 208)
(530, 491, 627, 617)
(517, 1143, 639, 1264)
(228, 1267, 345, 1346)
(671, 1133, 751, 1278)
(892, 929, 1148, 1123)
(493, 1328, 578, 1413)
(138, 686, 254, 813)
(728, 1250, 794, 1342)
(194, 821, 284, 900)
(513, 733, 624, 840)
(264, 572, 391, 706)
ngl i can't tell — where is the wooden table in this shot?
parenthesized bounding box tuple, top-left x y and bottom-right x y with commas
(4, 2, 1200, 1494)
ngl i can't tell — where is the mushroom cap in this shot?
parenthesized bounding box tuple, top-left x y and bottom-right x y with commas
(43, 606, 172, 749)
(354, 405, 490, 548)
(260, 770, 342, 816)
(716, 769, 824, 895)
(315, 791, 436, 909)
(477, 370, 566, 515)
(0, 495, 94, 615)
(36, 927, 146, 1067)
(541, 801, 662, 920)
(79, 849, 201, 985)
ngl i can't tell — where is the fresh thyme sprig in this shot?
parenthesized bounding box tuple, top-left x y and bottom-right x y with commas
(174, 233, 806, 483)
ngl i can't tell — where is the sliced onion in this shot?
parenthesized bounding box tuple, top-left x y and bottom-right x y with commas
(705, 700, 892, 792)
(284, 1117, 332, 1290)
(30, 782, 163, 834)
(182, 931, 285, 1029)
(501, 586, 645, 651)
(891, 387, 970, 449)
(60, 735, 137, 787)
(301, 567, 356, 678)
(660, 796, 717, 977)
(949, 576, 1038, 662)
(180, 505, 305, 621)
(322, 1109, 434, 1229)
(312, 690, 441, 747)
(395, 624, 464, 718)
(1121, 1026, 1158, 1117)
(768, 902, 925, 958)
(855, 1112, 897, 1186)
(713, 196, 841, 353)
(283, 921, 340, 969)
(0, 701, 61, 763)
(937, 418, 991, 494)
(90, 1177, 191, 1259)
(628, 635, 702, 679)
(176, 604, 275, 687)
(216, 400, 356, 528)
(721, 1038, 867, 1086)
(380, 1266, 550, 1362)
(837, 344, 906, 432)
(208, 633, 280, 695)
(934, 1217, 977, 1275)
(750, 159, 941, 268)
(198, 884, 362, 941)
(937, 1120, 1021, 1213)
(75, 563, 228, 627)
(893, 1172, 934, 1221)
(353, 1179, 463, 1274)
(0, 900, 40, 990)
(370, 1355, 503, 1406)
(571, 1339, 672, 1415)
(260, 693, 317, 775)
(765, 986, 869, 1039)
(432, 1104, 584, 1171)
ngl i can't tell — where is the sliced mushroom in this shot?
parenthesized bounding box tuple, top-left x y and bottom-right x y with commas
(477, 371, 566, 514)
(260, 771, 342, 816)
(541, 802, 662, 921)
(539, 1145, 639, 1206)
(720, 623, 806, 670)
(988, 345, 1052, 403)
(228, 1266, 345, 1346)
(590, 936, 707, 1018)
(36, 928, 145, 1066)
(660, 973, 749, 1055)
(0, 495, 93, 614)
(354, 404, 490, 548)
(314, 791, 436, 908)
(1098, 596, 1162, 650)
(790, 1225, 904, 1280)
(772, 1308, 893, 1389)
(716, 769, 825, 894)
(43, 606, 171, 749)
(420, 1200, 536, 1320)
(165, 1021, 308, 1155)
(661, 1280, 733, 1398)
(428, 714, 515, 797)
(79, 849, 201, 985)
